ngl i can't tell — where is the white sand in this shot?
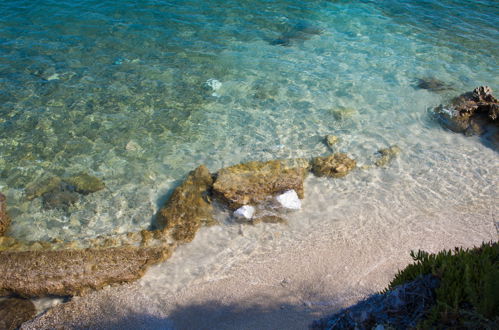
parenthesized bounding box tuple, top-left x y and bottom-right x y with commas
(22, 200, 496, 329)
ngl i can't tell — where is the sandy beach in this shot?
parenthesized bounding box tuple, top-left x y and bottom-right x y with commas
(22, 172, 497, 329)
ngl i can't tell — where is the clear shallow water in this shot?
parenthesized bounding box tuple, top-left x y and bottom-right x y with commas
(0, 0, 497, 246)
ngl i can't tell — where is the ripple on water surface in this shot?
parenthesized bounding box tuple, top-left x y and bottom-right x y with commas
(0, 0, 497, 250)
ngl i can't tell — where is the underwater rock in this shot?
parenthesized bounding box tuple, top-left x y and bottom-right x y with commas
(434, 86, 498, 136)
(0, 297, 37, 330)
(325, 135, 339, 149)
(374, 145, 401, 167)
(270, 21, 323, 46)
(25, 176, 62, 200)
(311, 153, 356, 178)
(331, 107, 357, 121)
(213, 158, 310, 209)
(0, 193, 10, 236)
(251, 215, 287, 225)
(157, 165, 215, 243)
(0, 245, 170, 297)
(65, 173, 105, 195)
(276, 190, 301, 210)
(234, 205, 255, 220)
(42, 183, 80, 210)
(414, 77, 454, 92)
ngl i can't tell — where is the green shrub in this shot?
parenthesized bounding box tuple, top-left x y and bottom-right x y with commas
(386, 242, 499, 328)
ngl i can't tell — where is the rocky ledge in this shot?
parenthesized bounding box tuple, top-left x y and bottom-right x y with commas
(434, 86, 498, 140)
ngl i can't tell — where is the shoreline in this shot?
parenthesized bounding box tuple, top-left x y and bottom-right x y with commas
(22, 178, 497, 329)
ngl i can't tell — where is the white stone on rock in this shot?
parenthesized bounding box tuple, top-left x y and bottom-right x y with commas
(276, 190, 301, 210)
(205, 78, 222, 91)
(234, 205, 255, 220)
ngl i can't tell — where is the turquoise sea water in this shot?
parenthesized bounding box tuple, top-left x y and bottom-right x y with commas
(0, 0, 498, 242)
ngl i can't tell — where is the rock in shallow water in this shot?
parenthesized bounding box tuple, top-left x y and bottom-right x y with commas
(311, 153, 356, 178)
(0, 193, 10, 236)
(65, 172, 105, 195)
(276, 190, 301, 210)
(157, 165, 216, 243)
(213, 159, 310, 209)
(374, 145, 401, 167)
(0, 297, 36, 330)
(0, 245, 170, 297)
(234, 205, 256, 220)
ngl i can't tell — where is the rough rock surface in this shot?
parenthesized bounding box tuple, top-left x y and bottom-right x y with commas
(434, 86, 498, 136)
(325, 135, 339, 149)
(0, 245, 170, 297)
(65, 173, 105, 195)
(213, 159, 310, 209)
(41, 183, 80, 210)
(0, 193, 10, 236)
(311, 153, 356, 178)
(375, 145, 401, 167)
(157, 165, 215, 243)
(25, 176, 62, 200)
(0, 298, 37, 330)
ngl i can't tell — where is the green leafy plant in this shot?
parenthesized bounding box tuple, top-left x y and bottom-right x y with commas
(386, 242, 499, 328)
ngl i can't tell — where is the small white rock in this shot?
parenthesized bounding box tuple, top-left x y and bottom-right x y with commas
(205, 78, 222, 91)
(234, 205, 255, 220)
(276, 190, 301, 210)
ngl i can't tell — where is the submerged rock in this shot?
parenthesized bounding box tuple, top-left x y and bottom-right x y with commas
(0, 297, 36, 330)
(270, 21, 323, 46)
(0, 245, 170, 297)
(213, 159, 310, 209)
(157, 165, 215, 243)
(325, 135, 339, 149)
(330, 107, 357, 121)
(0, 193, 10, 236)
(65, 172, 105, 195)
(311, 153, 356, 178)
(25, 176, 62, 200)
(434, 86, 498, 136)
(42, 183, 80, 210)
(374, 145, 401, 167)
(414, 77, 454, 92)
(234, 205, 256, 220)
(276, 190, 301, 210)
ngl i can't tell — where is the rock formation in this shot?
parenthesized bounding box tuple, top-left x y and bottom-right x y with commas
(374, 145, 401, 167)
(157, 165, 216, 243)
(311, 153, 356, 178)
(0, 297, 37, 330)
(213, 159, 310, 209)
(434, 86, 498, 136)
(0, 193, 10, 236)
(414, 77, 454, 92)
(0, 245, 170, 297)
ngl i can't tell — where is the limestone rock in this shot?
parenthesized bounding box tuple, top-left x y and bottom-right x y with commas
(375, 145, 401, 167)
(65, 173, 105, 195)
(331, 107, 357, 121)
(0, 245, 170, 297)
(434, 86, 498, 136)
(325, 135, 339, 149)
(234, 205, 255, 220)
(213, 159, 310, 209)
(0, 193, 10, 236)
(42, 183, 79, 210)
(25, 176, 62, 200)
(157, 165, 215, 243)
(0, 298, 36, 330)
(276, 190, 301, 210)
(311, 153, 356, 178)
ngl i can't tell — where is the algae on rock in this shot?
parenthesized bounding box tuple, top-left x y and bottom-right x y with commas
(374, 145, 401, 167)
(311, 153, 356, 178)
(0, 297, 37, 330)
(213, 159, 310, 209)
(0, 245, 171, 297)
(0, 193, 10, 236)
(65, 173, 105, 194)
(157, 165, 216, 243)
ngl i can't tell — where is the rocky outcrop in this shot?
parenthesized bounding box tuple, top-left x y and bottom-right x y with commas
(311, 153, 356, 178)
(157, 165, 216, 243)
(213, 159, 310, 209)
(374, 145, 401, 167)
(0, 193, 10, 236)
(0, 298, 37, 330)
(0, 245, 170, 297)
(434, 86, 498, 136)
